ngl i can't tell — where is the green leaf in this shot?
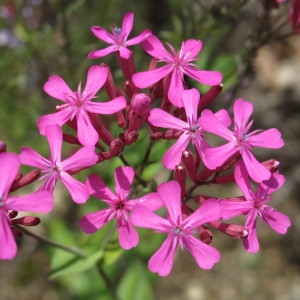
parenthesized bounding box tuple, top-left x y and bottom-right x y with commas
(117, 260, 155, 300)
(49, 250, 104, 279)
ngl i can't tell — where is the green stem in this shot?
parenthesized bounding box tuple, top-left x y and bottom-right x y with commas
(16, 225, 87, 258)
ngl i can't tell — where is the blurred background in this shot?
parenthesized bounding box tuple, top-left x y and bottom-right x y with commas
(0, 0, 299, 299)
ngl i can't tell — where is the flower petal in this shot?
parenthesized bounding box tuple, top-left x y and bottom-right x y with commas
(121, 12, 134, 40)
(126, 29, 152, 46)
(162, 133, 190, 170)
(183, 234, 221, 269)
(0, 152, 20, 199)
(118, 218, 139, 250)
(87, 46, 118, 59)
(158, 181, 182, 224)
(129, 192, 163, 211)
(84, 65, 108, 96)
(243, 210, 259, 253)
(182, 89, 200, 122)
(19, 147, 49, 169)
(248, 128, 284, 149)
(45, 125, 62, 164)
(90, 26, 114, 43)
(86, 96, 126, 114)
(148, 108, 187, 130)
(261, 209, 291, 234)
(220, 198, 252, 220)
(181, 39, 202, 58)
(119, 47, 132, 59)
(184, 68, 223, 86)
(0, 212, 17, 260)
(114, 166, 134, 199)
(60, 172, 89, 204)
(44, 75, 74, 102)
(233, 98, 253, 129)
(130, 205, 170, 232)
(76, 112, 99, 146)
(132, 65, 172, 88)
(168, 69, 185, 107)
(6, 191, 53, 213)
(80, 209, 115, 234)
(148, 234, 178, 277)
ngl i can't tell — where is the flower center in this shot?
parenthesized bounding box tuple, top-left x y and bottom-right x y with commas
(171, 226, 183, 235)
(0, 196, 4, 208)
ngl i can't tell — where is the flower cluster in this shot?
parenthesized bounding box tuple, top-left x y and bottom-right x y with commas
(0, 11, 291, 278)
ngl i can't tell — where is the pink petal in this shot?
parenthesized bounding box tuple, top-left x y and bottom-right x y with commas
(43, 75, 74, 102)
(84, 65, 108, 96)
(132, 65, 172, 88)
(184, 68, 223, 86)
(0, 152, 20, 198)
(204, 142, 237, 170)
(118, 218, 139, 250)
(220, 198, 252, 220)
(148, 234, 178, 277)
(87, 46, 118, 59)
(233, 98, 253, 128)
(200, 109, 233, 141)
(148, 108, 187, 130)
(19, 147, 49, 169)
(240, 148, 271, 183)
(129, 192, 163, 211)
(45, 125, 62, 163)
(141, 34, 173, 60)
(248, 128, 284, 149)
(80, 208, 115, 234)
(126, 29, 152, 46)
(158, 181, 182, 224)
(261, 171, 285, 195)
(130, 205, 170, 232)
(182, 89, 200, 121)
(114, 166, 134, 199)
(61, 146, 97, 171)
(6, 191, 53, 213)
(181, 39, 202, 58)
(168, 69, 185, 107)
(119, 47, 132, 59)
(243, 210, 259, 253)
(214, 109, 232, 127)
(86, 174, 117, 203)
(86, 96, 126, 114)
(261, 209, 291, 234)
(121, 12, 134, 40)
(184, 199, 221, 228)
(162, 133, 190, 170)
(60, 172, 89, 204)
(183, 234, 221, 269)
(234, 160, 256, 201)
(37, 109, 73, 135)
(0, 212, 17, 260)
(76, 112, 99, 146)
(90, 26, 114, 43)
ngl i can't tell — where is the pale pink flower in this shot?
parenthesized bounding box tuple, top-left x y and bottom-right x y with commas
(38, 65, 126, 146)
(199, 98, 284, 182)
(148, 88, 231, 170)
(87, 12, 152, 60)
(0, 152, 53, 260)
(20, 125, 98, 204)
(132, 35, 222, 107)
(80, 166, 162, 250)
(221, 161, 291, 253)
(130, 180, 221, 277)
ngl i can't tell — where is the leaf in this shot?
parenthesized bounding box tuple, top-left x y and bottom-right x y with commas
(117, 260, 155, 300)
(49, 249, 104, 279)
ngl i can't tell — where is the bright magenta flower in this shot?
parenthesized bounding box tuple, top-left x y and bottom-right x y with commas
(0, 152, 53, 260)
(38, 65, 126, 146)
(132, 35, 222, 107)
(131, 180, 221, 277)
(20, 125, 98, 204)
(199, 98, 284, 182)
(148, 88, 231, 170)
(221, 161, 291, 253)
(80, 166, 162, 250)
(88, 12, 152, 60)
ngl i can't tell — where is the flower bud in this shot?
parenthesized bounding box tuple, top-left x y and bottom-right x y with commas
(10, 169, 41, 192)
(198, 225, 213, 244)
(198, 84, 223, 110)
(209, 220, 248, 239)
(0, 141, 7, 153)
(181, 150, 198, 182)
(131, 93, 151, 117)
(12, 216, 41, 226)
(174, 165, 187, 197)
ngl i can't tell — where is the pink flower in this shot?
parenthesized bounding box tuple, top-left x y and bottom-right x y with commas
(87, 12, 152, 60)
(19, 125, 98, 204)
(130, 180, 221, 277)
(221, 161, 291, 253)
(80, 166, 162, 250)
(132, 35, 222, 107)
(148, 88, 231, 170)
(38, 65, 126, 146)
(0, 152, 53, 260)
(199, 98, 284, 183)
